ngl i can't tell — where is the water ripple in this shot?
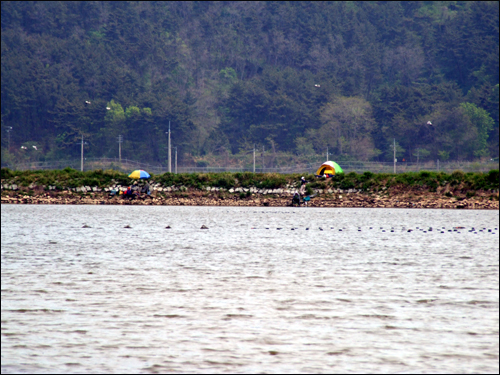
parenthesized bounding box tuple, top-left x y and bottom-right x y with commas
(1, 205, 499, 373)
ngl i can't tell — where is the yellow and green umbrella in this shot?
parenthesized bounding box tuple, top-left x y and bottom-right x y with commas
(128, 169, 151, 179)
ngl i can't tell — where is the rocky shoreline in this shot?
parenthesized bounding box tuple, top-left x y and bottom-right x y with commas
(2, 187, 498, 209)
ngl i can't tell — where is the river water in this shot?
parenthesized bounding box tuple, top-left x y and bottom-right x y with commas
(1, 205, 498, 374)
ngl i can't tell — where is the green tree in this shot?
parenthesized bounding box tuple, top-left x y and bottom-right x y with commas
(384, 140, 405, 162)
(319, 96, 376, 160)
(460, 102, 494, 157)
(430, 106, 478, 161)
(412, 147, 431, 165)
(105, 100, 126, 124)
(1, 1, 498, 165)
(294, 137, 314, 156)
(438, 150, 450, 161)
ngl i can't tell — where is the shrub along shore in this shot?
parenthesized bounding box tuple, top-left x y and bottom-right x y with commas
(1, 168, 499, 209)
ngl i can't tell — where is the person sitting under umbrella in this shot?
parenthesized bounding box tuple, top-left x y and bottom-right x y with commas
(124, 186, 138, 199)
(141, 182, 151, 196)
(131, 182, 140, 197)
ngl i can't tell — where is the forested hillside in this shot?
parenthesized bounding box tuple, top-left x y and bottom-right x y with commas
(1, 1, 498, 167)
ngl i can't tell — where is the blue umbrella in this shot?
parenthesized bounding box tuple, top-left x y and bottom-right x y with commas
(128, 170, 151, 179)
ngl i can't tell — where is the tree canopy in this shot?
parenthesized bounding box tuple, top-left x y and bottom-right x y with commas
(1, 1, 498, 165)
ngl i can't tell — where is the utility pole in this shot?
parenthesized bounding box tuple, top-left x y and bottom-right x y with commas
(7, 127, 12, 151)
(81, 134, 84, 172)
(393, 138, 396, 174)
(174, 147, 177, 174)
(253, 145, 256, 173)
(167, 121, 171, 173)
(326, 146, 329, 161)
(117, 135, 123, 163)
(262, 146, 265, 173)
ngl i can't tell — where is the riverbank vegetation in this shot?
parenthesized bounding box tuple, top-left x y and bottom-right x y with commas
(2, 168, 498, 195)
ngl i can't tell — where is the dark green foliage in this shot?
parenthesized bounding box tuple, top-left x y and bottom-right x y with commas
(62, 167, 77, 174)
(5, 170, 497, 192)
(309, 180, 327, 189)
(1, 1, 498, 166)
(155, 173, 179, 187)
(331, 171, 358, 190)
(329, 172, 345, 187)
(154, 171, 287, 189)
(395, 172, 415, 186)
(426, 179, 438, 192)
(487, 169, 499, 184)
(450, 170, 465, 186)
(234, 172, 256, 187)
(80, 177, 101, 188)
(0, 167, 130, 188)
(361, 180, 374, 191)
(173, 173, 200, 187)
(339, 180, 355, 190)
(256, 173, 287, 189)
(1, 168, 13, 179)
(216, 174, 236, 189)
(416, 171, 439, 191)
(361, 171, 374, 181)
(371, 173, 391, 185)
(339, 175, 356, 189)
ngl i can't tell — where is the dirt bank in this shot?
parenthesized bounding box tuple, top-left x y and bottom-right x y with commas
(1, 187, 498, 209)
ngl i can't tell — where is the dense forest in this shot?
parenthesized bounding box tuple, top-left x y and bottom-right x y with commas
(1, 1, 499, 167)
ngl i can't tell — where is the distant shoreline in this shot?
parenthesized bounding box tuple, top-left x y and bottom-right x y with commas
(2, 168, 498, 209)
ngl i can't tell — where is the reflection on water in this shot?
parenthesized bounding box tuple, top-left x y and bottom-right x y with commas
(1, 205, 499, 373)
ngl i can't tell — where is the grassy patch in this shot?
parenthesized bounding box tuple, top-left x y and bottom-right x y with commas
(2, 169, 498, 193)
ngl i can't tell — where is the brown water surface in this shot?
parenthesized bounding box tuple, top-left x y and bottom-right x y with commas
(1, 205, 499, 373)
